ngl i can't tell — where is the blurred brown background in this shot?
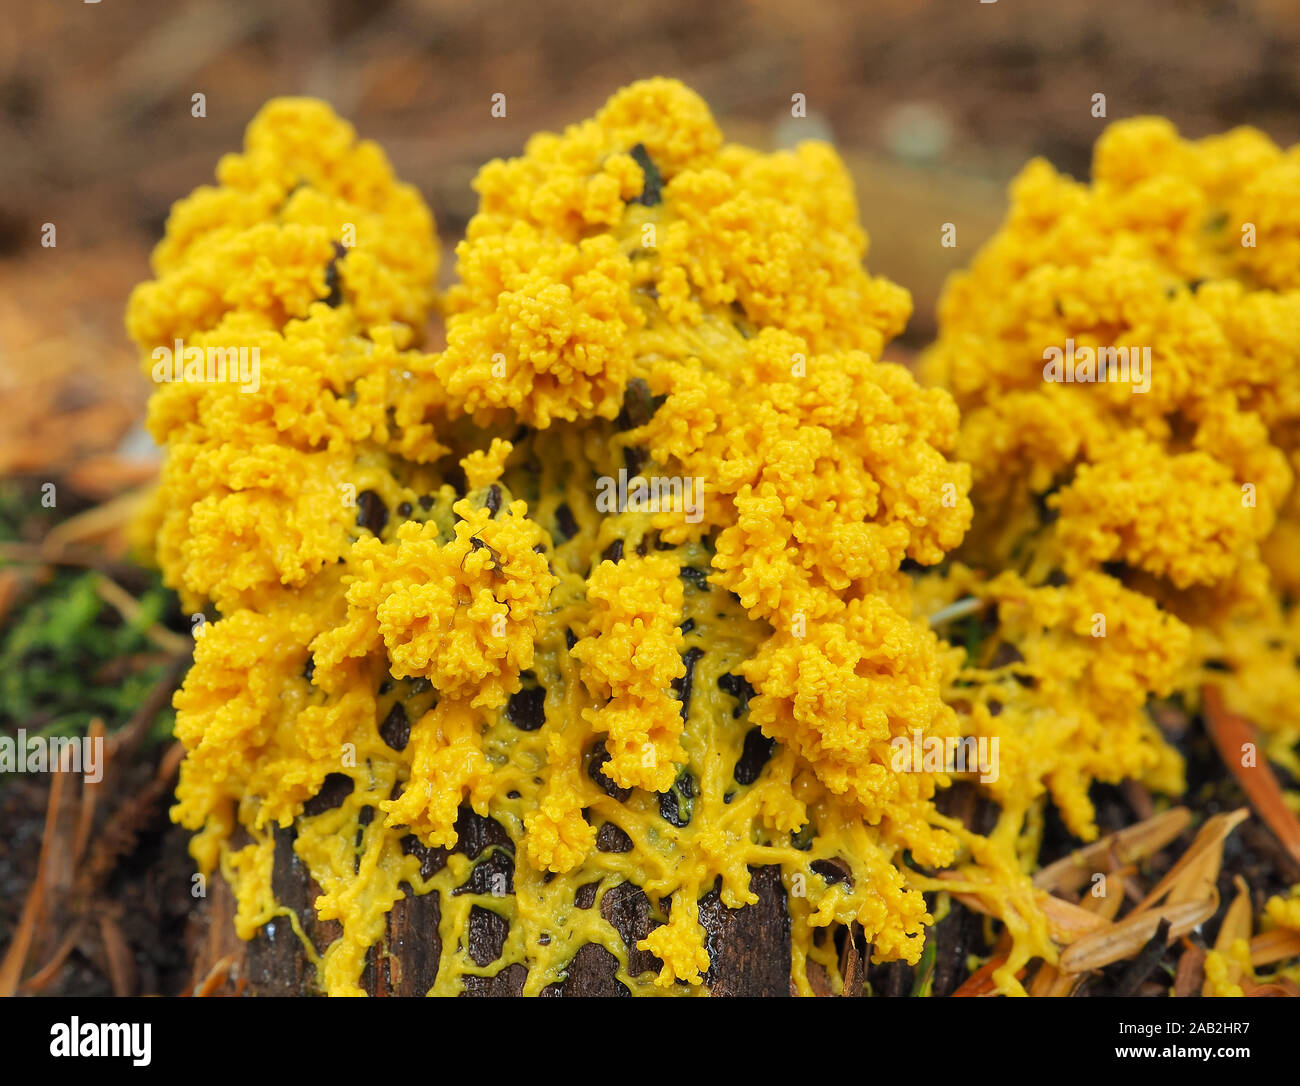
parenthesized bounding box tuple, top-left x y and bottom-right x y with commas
(3, 0, 1300, 495)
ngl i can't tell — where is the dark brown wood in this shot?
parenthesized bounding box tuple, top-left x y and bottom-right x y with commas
(196, 810, 796, 996)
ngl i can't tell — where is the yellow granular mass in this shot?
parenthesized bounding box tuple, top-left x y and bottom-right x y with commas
(573, 554, 687, 793)
(521, 778, 597, 875)
(437, 227, 644, 427)
(317, 501, 556, 709)
(128, 98, 437, 343)
(1200, 887, 1300, 997)
(1263, 885, 1300, 929)
(460, 438, 513, 490)
(379, 699, 496, 850)
(637, 890, 712, 987)
(1202, 939, 1252, 998)
(637, 329, 970, 613)
(920, 116, 1300, 839)
(132, 85, 1048, 998)
(126, 100, 444, 617)
(914, 567, 1189, 841)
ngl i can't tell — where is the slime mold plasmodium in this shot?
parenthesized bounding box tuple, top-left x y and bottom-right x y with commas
(1202, 884, 1300, 996)
(128, 80, 1056, 997)
(919, 117, 1300, 850)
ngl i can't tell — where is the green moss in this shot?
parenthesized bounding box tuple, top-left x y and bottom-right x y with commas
(0, 482, 184, 757)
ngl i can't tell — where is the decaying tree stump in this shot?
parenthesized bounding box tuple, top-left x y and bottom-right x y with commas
(194, 809, 799, 996)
